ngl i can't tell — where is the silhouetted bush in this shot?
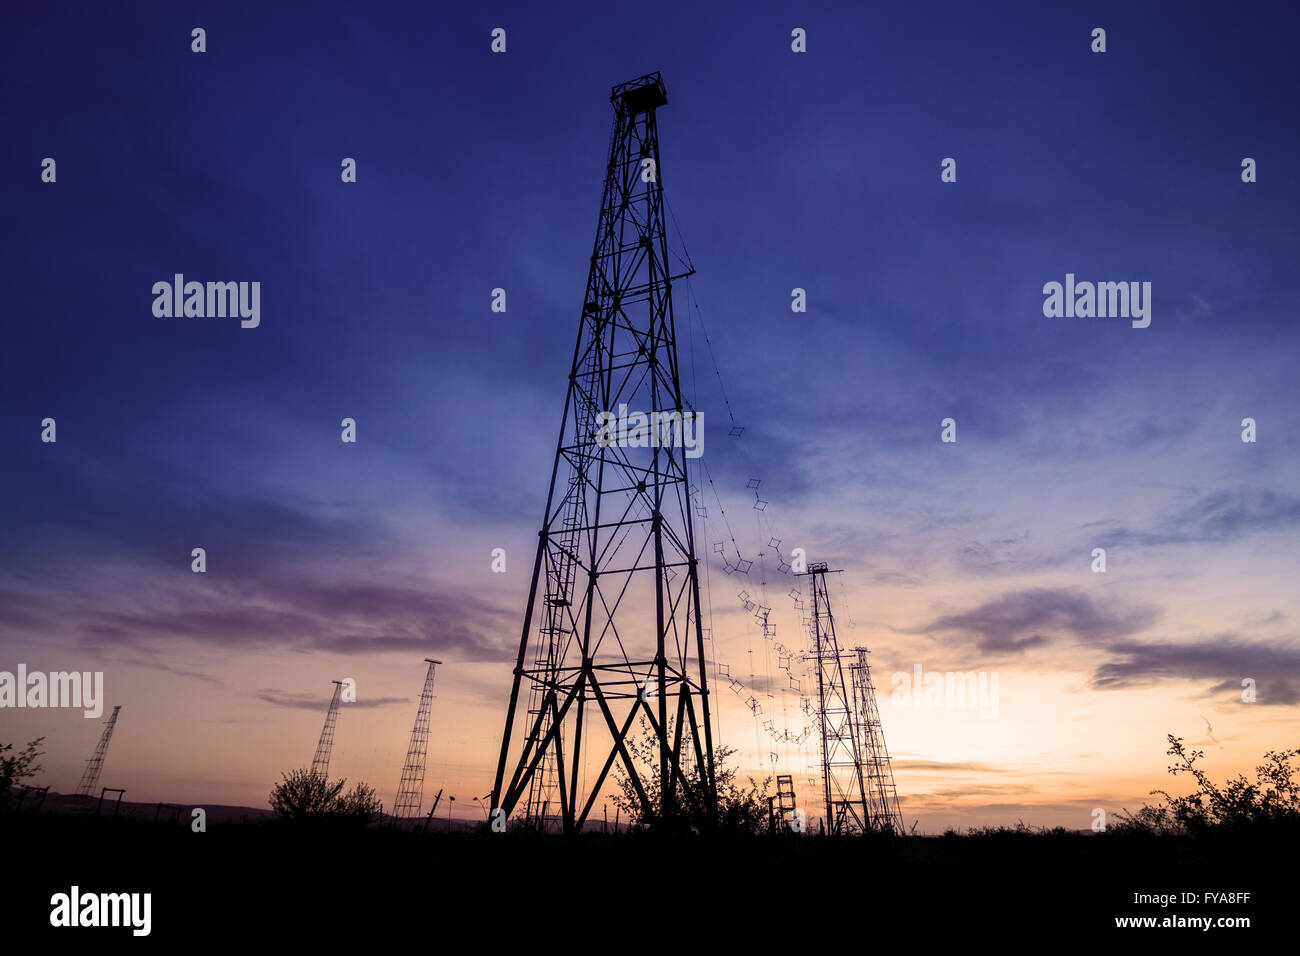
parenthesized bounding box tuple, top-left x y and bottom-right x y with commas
(610, 718, 770, 834)
(1114, 735, 1300, 836)
(268, 769, 383, 826)
(0, 738, 44, 812)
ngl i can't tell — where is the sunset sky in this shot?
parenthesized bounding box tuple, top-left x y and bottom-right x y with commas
(3, 1, 1297, 831)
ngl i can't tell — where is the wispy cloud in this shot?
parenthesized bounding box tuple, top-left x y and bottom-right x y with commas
(1107, 488, 1300, 548)
(74, 577, 518, 661)
(1091, 635, 1300, 706)
(915, 588, 1159, 655)
(255, 689, 406, 710)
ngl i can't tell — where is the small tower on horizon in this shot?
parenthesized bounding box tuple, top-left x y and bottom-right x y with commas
(75, 704, 121, 797)
(805, 563, 871, 835)
(392, 659, 441, 822)
(850, 646, 905, 833)
(310, 680, 345, 779)
(802, 564, 905, 834)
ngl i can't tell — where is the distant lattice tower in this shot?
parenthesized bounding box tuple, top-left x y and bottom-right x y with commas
(392, 659, 441, 821)
(804, 562, 873, 835)
(75, 705, 121, 797)
(310, 680, 345, 779)
(850, 646, 905, 833)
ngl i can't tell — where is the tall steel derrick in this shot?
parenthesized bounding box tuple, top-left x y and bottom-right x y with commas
(310, 679, 345, 779)
(805, 563, 873, 834)
(804, 563, 904, 834)
(75, 704, 121, 797)
(849, 647, 905, 832)
(392, 659, 441, 821)
(492, 72, 716, 832)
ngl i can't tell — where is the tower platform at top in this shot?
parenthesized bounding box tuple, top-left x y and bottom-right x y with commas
(611, 72, 667, 114)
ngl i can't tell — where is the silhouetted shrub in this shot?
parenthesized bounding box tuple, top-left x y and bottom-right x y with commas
(0, 738, 45, 812)
(268, 769, 383, 826)
(610, 718, 771, 834)
(1114, 735, 1300, 836)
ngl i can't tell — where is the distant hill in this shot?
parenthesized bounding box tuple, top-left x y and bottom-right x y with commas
(31, 790, 270, 824)
(27, 789, 493, 830)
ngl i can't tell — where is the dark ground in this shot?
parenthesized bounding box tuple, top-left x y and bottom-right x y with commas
(1, 811, 1289, 944)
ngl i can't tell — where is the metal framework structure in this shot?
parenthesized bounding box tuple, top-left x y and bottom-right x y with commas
(75, 704, 120, 797)
(492, 72, 716, 832)
(96, 787, 126, 817)
(310, 680, 345, 779)
(849, 647, 905, 832)
(805, 563, 873, 834)
(392, 659, 442, 821)
(774, 773, 797, 830)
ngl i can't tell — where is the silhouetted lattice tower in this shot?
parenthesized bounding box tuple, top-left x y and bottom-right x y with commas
(392, 659, 441, 821)
(805, 562, 872, 835)
(493, 72, 717, 831)
(75, 704, 121, 797)
(850, 646, 905, 832)
(310, 680, 345, 779)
